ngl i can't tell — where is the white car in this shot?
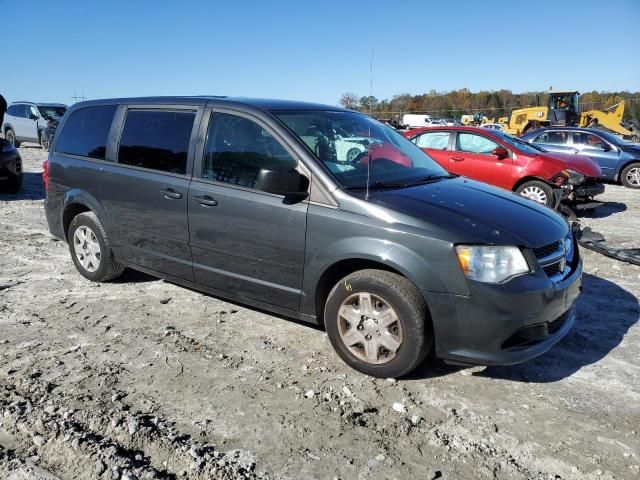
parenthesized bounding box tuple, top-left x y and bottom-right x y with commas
(481, 123, 505, 131)
(2, 102, 67, 148)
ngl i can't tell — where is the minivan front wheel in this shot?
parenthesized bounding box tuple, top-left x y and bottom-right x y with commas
(325, 269, 431, 378)
(68, 212, 124, 282)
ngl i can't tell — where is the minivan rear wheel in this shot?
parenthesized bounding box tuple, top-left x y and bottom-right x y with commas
(516, 180, 555, 208)
(324, 269, 431, 378)
(68, 212, 124, 282)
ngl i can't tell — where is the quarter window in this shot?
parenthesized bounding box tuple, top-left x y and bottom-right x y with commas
(202, 113, 297, 189)
(414, 131, 450, 149)
(56, 105, 117, 159)
(456, 133, 498, 154)
(118, 110, 195, 175)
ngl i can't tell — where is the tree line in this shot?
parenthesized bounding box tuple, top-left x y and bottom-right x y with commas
(339, 89, 640, 121)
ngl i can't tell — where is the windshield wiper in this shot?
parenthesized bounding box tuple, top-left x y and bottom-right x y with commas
(344, 175, 453, 191)
(402, 174, 453, 187)
(344, 181, 405, 190)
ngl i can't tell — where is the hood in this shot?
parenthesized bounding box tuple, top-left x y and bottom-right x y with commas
(363, 177, 568, 247)
(620, 143, 640, 155)
(538, 151, 602, 177)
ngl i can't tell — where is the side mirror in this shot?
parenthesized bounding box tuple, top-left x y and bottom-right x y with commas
(492, 146, 509, 159)
(29, 114, 39, 121)
(257, 167, 309, 198)
(602, 143, 612, 152)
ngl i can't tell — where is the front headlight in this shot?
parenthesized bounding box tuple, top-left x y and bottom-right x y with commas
(455, 245, 530, 283)
(565, 169, 585, 185)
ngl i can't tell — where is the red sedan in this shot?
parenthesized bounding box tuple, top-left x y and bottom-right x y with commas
(402, 126, 603, 208)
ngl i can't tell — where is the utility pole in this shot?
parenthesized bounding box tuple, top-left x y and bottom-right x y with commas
(71, 90, 86, 103)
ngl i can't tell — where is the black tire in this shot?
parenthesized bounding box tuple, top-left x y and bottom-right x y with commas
(39, 130, 49, 151)
(324, 269, 432, 378)
(5, 129, 20, 148)
(67, 211, 125, 282)
(515, 180, 555, 208)
(1, 174, 23, 194)
(346, 147, 361, 162)
(620, 162, 640, 189)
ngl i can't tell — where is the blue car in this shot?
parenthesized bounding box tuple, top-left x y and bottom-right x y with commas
(521, 127, 640, 188)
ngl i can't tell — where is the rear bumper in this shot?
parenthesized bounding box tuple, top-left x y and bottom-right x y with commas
(427, 257, 582, 366)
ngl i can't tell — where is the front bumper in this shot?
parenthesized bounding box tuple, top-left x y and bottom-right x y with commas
(0, 150, 22, 179)
(427, 257, 582, 366)
(563, 181, 605, 200)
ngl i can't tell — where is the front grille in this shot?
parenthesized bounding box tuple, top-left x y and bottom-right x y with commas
(543, 263, 561, 277)
(547, 310, 570, 334)
(502, 309, 573, 349)
(533, 241, 561, 259)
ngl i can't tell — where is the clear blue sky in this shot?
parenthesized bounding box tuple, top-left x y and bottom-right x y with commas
(2, 0, 639, 106)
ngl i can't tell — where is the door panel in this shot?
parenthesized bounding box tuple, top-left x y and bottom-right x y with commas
(100, 165, 193, 279)
(452, 132, 513, 189)
(571, 132, 619, 178)
(189, 182, 307, 310)
(413, 131, 452, 171)
(99, 107, 198, 280)
(25, 105, 40, 140)
(188, 110, 308, 311)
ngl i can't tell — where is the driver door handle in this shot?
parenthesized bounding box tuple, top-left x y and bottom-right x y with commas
(450, 156, 465, 162)
(194, 195, 218, 207)
(161, 188, 183, 200)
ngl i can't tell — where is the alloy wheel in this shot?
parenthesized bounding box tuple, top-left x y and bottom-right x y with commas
(337, 292, 403, 364)
(73, 226, 101, 272)
(626, 167, 640, 187)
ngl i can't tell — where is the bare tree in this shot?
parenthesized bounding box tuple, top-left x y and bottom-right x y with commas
(339, 92, 360, 110)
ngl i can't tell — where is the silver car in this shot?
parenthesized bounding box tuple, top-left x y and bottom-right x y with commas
(2, 101, 67, 148)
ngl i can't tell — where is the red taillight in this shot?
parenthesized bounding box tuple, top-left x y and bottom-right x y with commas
(42, 160, 49, 190)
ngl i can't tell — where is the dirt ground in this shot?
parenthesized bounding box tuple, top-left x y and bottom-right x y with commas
(1, 146, 639, 480)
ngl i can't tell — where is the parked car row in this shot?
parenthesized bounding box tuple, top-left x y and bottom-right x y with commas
(403, 126, 604, 208)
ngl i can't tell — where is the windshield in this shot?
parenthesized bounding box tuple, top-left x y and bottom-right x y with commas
(274, 111, 449, 188)
(493, 130, 546, 154)
(37, 105, 67, 118)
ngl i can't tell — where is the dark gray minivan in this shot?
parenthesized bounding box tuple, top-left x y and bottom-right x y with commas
(44, 97, 583, 378)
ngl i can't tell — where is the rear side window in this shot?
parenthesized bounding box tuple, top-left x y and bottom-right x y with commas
(533, 131, 569, 145)
(56, 105, 117, 159)
(118, 110, 195, 175)
(414, 131, 450, 149)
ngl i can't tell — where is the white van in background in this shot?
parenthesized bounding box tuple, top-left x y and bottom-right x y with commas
(402, 114, 432, 129)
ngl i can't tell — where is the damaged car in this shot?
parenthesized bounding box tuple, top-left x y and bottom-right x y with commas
(403, 126, 604, 208)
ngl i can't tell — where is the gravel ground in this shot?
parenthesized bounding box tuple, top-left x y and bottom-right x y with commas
(1, 146, 639, 480)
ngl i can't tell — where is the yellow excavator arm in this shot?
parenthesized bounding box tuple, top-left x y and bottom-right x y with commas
(580, 101, 632, 136)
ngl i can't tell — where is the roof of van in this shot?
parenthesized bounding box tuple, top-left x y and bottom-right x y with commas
(72, 96, 349, 112)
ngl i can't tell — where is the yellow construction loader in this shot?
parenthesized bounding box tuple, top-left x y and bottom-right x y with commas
(503, 91, 638, 140)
